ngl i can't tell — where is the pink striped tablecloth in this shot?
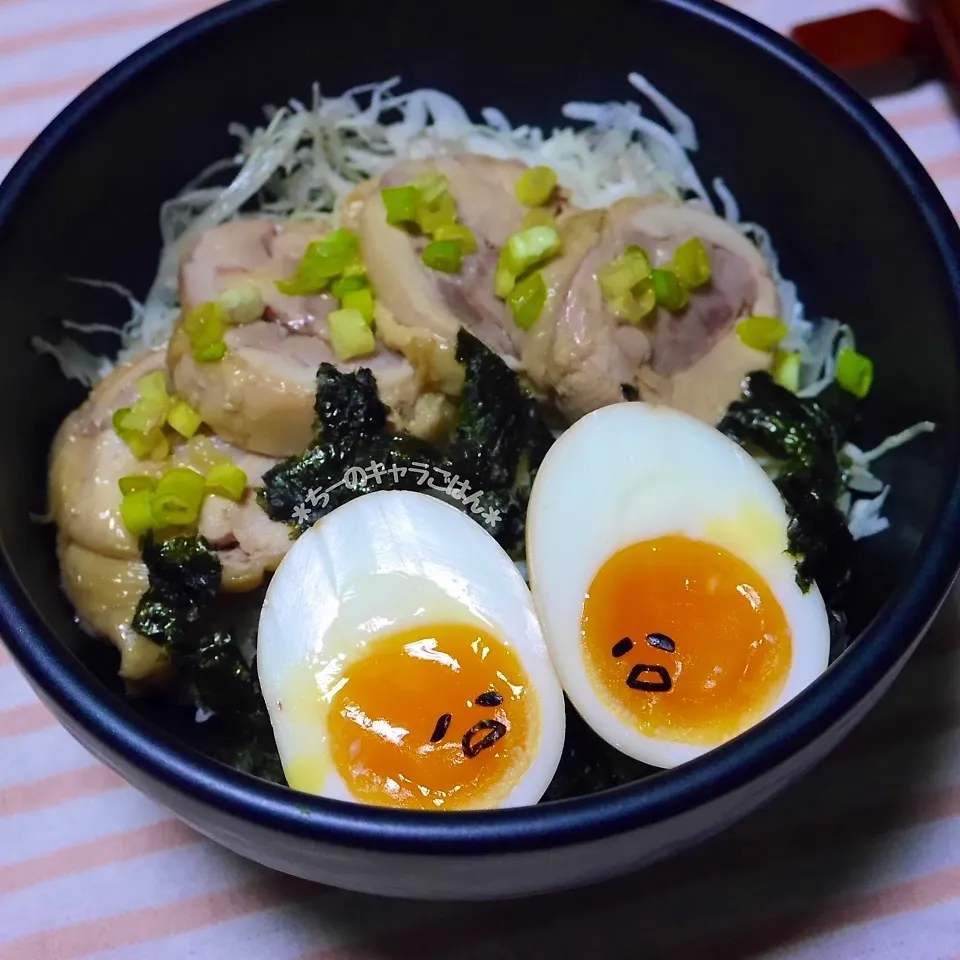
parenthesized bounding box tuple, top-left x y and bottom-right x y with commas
(2, 0, 960, 957)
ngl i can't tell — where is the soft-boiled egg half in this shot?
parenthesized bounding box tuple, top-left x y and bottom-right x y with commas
(258, 490, 565, 810)
(526, 402, 830, 769)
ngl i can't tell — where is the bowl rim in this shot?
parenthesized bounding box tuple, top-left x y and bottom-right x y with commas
(2, 0, 960, 858)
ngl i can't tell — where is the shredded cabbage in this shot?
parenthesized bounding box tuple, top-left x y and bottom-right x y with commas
(36, 73, 934, 541)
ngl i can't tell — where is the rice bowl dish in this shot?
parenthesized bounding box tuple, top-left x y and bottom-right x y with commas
(41, 72, 935, 811)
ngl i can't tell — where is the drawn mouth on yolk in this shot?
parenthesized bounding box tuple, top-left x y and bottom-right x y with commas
(580, 535, 792, 747)
(610, 634, 676, 691)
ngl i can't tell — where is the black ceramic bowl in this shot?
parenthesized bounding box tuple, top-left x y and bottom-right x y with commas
(1, 0, 959, 901)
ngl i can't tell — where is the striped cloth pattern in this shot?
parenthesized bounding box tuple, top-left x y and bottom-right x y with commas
(1, 0, 959, 957)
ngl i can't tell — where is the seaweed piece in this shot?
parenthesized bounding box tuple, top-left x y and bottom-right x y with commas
(258, 362, 388, 522)
(777, 473, 854, 599)
(257, 442, 344, 524)
(132, 535, 221, 647)
(828, 607, 850, 659)
(201, 690, 286, 786)
(260, 432, 446, 530)
(132, 536, 284, 784)
(194, 642, 285, 785)
(542, 700, 650, 801)
(812, 381, 861, 440)
(189, 631, 261, 717)
(475, 394, 555, 556)
(313, 363, 387, 447)
(519, 394, 556, 476)
(216, 725, 285, 784)
(719, 371, 845, 501)
(258, 330, 555, 556)
(718, 371, 855, 605)
(448, 329, 527, 489)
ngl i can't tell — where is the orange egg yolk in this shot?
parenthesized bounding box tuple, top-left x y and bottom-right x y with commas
(581, 535, 791, 745)
(327, 623, 534, 810)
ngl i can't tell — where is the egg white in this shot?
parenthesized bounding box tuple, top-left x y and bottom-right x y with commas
(258, 490, 566, 808)
(526, 402, 831, 769)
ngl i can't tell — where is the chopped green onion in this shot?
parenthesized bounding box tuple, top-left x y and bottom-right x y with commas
(672, 237, 711, 289)
(773, 350, 802, 392)
(120, 490, 154, 538)
(515, 166, 558, 207)
(328, 308, 377, 361)
(417, 191, 457, 235)
(736, 315, 788, 351)
(205, 462, 248, 501)
(421, 240, 463, 274)
(495, 262, 517, 298)
(196, 341, 227, 363)
(651, 269, 689, 312)
(432, 222, 478, 255)
(331, 275, 368, 298)
(115, 425, 155, 460)
(183, 435, 229, 472)
(340, 287, 375, 324)
(184, 302, 225, 349)
(184, 301, 227, 361)
(523, 208, 556, 230)
(167, 399, 203, 438)
(414, 172, 449, 205)
(218, 282, 264, 325)
(276, 230, 361, 296)
(115, 403, 166, 435)
(381, 185, 419, 225)
(610, 281, 658, 325)
(116, 373, 172, 434)
(501, 226, 562, 277)
(275, 277, 308, 296)
(137, 372, 168, 403)
(118, 475, 158, 496)
(597, 246, 656, 324)
(341, 262, 366, 279)
(112, 408, 131, 432)
(598, 251, 652, 302)
(507, 271, 547, 331)
(150, 432, 170, 461)
(835, 347, 874, 398)
(321, 228, 360, 258)
(115, 427, 168, 463)
(150, 468, 206, 528)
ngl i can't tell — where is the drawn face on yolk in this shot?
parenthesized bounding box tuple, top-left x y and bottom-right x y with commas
(326, 622, 534, 810)
(580, 535, 792, 746)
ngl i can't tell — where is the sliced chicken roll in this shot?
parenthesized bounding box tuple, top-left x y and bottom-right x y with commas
(171, 217, 442, 456)
(537, 197, 778, 424)
(49, 352, 296, 681)
(56, 540, 163, 682)
(360, 154, 537, 362)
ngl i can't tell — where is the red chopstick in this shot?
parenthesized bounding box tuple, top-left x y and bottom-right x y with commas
(790, 7, 942, 97)
(927, 0, 960, 90)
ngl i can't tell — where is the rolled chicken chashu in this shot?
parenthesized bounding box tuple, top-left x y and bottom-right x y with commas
(169, 217, 450, 458)
(49, 351, 291, 682)
(526, 196, 778, 423)
(359, 153, 586, 362)
(359, 157, 775, 426)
